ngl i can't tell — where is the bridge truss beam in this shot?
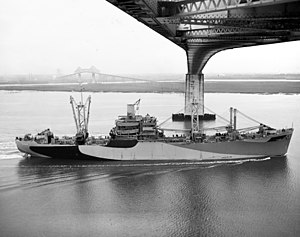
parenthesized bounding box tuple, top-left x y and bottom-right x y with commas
(158, 0, 299, 17)
(106, 0, 300, 115)
(107, 0, 300, 71)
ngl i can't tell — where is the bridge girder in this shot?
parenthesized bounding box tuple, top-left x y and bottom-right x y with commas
(107, 0, 300, 74)
(158, 0, 300, 17)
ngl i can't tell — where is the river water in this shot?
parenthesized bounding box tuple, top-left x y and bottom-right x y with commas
(0, 91, 299, 236)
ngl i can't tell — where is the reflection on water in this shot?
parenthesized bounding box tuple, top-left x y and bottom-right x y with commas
(0, 157, 298, 236)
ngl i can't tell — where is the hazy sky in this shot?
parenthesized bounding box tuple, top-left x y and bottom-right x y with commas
(0, 0, 299, 75)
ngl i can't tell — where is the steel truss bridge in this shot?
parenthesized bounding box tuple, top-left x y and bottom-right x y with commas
(106, 0, 300, 115)
(56, 66, 149, 83)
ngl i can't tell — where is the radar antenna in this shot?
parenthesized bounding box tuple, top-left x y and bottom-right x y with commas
(70, 90, 91, 145)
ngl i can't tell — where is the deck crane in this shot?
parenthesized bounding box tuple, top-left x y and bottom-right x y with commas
(70, 92, 91, 145)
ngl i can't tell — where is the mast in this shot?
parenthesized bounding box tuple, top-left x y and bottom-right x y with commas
(191, 98, 200, 139)
(233, 108, 237, 131)
(230, 107, 233, 128)
(70, 91, 91, 144)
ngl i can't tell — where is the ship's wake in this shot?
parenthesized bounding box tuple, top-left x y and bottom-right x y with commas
(0, 156, 272, 192)
(1, 158, 276, 195)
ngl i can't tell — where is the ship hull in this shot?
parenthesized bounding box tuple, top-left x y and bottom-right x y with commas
(15, 129, 293, 161)
(15, 140, 102, 160)
(78, 141, 268, 161)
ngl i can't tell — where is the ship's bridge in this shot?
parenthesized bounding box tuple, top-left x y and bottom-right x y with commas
(106, 0, 300, 115)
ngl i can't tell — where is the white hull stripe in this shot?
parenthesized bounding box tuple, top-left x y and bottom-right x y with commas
(78, 142, 266, 161)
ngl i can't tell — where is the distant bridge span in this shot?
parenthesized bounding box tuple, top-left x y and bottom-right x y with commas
(106, 0, 300, 115)
(58, 66, 102, 79)
(57, 66, 150, 83)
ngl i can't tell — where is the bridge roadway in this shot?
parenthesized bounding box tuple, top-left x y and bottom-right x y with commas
(106, 0, 300, 116)
(56, 66, 151, 83)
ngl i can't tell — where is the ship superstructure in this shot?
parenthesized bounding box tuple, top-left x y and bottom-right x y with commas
(111, 99, 159, 140)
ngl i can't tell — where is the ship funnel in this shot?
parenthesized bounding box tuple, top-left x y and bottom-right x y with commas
(127, 99, 141, 118)
(127, 104, 135, 118)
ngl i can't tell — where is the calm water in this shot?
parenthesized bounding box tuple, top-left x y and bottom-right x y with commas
(0, 91, 299, 236)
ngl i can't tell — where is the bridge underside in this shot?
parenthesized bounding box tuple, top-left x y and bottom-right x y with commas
(106, 0, 300, 114)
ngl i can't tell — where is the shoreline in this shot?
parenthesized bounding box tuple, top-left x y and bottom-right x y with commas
(0, 81, 300, 94)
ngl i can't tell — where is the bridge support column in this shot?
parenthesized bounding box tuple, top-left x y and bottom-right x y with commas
(184, 73, 204, 116)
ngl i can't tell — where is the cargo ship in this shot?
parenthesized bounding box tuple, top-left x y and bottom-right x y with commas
(15, 95, 293, 161)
